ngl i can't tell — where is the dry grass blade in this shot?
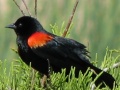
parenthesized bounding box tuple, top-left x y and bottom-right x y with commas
(103, 62, 120, 72)
(35, 0, 37, 19)
(13, 0, 25, 16)
(22, 0, 31, 16)
(30, 69, 36, 90)
(62, 0, 79, 37)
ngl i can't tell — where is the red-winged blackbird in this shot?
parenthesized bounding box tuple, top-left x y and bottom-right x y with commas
(6, 16, 116, 89)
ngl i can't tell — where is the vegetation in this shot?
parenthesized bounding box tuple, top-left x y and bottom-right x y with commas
(0, 0, 120, 89)
(0, 48, 120, 90)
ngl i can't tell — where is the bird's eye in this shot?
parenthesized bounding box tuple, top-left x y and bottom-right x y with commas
(18, 23, 22, 27)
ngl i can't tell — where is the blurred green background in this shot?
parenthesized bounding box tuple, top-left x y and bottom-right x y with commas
(0, 0, 120, 65)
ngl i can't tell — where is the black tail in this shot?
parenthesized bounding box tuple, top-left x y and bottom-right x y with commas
(90, 64, 116, 89)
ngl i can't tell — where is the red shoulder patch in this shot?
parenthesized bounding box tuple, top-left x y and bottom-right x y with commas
(28, 32, 53, 48)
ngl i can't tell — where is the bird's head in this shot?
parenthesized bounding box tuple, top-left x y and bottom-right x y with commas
(6, 16, 44, 37)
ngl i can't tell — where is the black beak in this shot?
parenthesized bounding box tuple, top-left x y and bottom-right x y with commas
(5, 24, 16, 29)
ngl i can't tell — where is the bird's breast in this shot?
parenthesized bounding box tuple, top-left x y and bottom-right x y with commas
(17, 37, 29, 52)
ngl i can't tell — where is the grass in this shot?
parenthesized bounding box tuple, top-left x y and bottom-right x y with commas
(0, 0, 120, 89)
(0, 23, 120, 90)
(0, 48, 120, 90)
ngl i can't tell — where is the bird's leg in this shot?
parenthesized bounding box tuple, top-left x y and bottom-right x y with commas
(47, 58, 51, 78)
(47, 59, 52, 85)
(40, 59, 51, 88)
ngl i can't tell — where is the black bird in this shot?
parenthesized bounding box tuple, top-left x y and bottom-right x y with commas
(6, 16, 116, 89)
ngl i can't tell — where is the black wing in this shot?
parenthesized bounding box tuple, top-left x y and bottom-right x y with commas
(28, 36, 91, 70)
(28, 36, 116, 89)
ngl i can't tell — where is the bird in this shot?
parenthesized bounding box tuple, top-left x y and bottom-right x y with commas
(6, 16, 116, 89)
